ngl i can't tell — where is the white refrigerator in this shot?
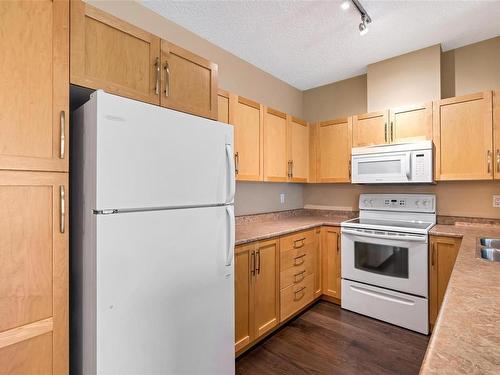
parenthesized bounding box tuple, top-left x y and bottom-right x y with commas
(71, 90, 235, 375)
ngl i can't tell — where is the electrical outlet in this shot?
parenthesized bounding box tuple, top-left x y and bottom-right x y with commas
(493, 195, 500, 208)
(280, 193, 285, 205)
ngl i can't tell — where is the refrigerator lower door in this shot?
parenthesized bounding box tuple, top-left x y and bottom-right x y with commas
(95, 206, 234, 375)
(93, 91, 235, 211)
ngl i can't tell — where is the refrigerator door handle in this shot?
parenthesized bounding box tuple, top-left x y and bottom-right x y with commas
(225, 205, 235, 266)
(225, 144, 236, 203)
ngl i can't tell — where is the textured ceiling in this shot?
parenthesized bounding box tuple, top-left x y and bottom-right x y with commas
(141, 0, 500, 90)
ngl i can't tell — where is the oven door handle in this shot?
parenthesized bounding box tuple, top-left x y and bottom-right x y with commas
(341, 228, 427, 242)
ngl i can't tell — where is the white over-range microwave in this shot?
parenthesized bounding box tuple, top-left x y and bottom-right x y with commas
(351, 140, 433, 184)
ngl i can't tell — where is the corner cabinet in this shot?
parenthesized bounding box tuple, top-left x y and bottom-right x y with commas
(433, 91, 493, 180)
(429, 235, 462, 326)
(0, 171, 69, 375)
(160, 40, 218, 120)
(0, 0, 69, 172)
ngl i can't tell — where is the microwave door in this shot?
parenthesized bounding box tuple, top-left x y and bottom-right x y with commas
(352, 153, 410, 183)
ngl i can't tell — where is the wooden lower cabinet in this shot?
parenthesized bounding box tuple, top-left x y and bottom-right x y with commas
(234, 239, 279, 353)
(429, 235, 462, 326)
(321, 226, 341, 299)
(0, 171, 68, 375)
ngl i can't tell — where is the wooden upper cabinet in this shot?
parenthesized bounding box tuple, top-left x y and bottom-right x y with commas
(494, 90, 500, 180)
(352, 110, 388, 147)
(389, 102, 432, 143)
(0, 171, 68, 375)
(433, 91, 493, 181)
(0, 0, 68, 172)
(217, 89, 230, 124)
(160, 40, 218, 120)
(263, 108, 288, 182)
(288, 116, 309, 183)
(317, 117, 352, 183)
(321, 226, 341, 300)
(429, 235, 462, 326)
(231, 96, 264, 181)
(71, 1, 161, 105)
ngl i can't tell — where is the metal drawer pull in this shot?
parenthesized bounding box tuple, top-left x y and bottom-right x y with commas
(60, 185, 65, 233)
(154, 57, 160, 95)
(293, 270, 306, 283)
(293, 286, 306, 301)
(251, 251, 255, 275)
(256, 250, 261, 275)
(60, 111, 65, 159)
(164, 61, 170, 97)
(293, 254, 305, 266)
(293, 237, 306, 248)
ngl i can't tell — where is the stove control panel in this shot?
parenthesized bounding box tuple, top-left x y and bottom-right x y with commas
(359, 194, 435, 213)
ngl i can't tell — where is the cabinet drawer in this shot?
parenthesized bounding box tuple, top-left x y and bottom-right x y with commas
(280, 247, 311, 271)
(280, 229, 315, 252)
(280, 274, 314, 321)
(280, 256, 313, 289)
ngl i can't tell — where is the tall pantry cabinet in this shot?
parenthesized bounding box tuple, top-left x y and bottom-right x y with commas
(0, 1, 69, 374)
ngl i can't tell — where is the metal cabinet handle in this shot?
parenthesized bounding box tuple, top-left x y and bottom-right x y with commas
(431, 243, 436, 267)
(348, 160, 351, 179)
(290, 160, 294, 178)
(293, 286, 306, 301)
(293, 254, 305, 266)
(390, 121, 394, 142)
(496, 149, 500, 173)
(164, 61, 170, 97)
(60, 185, 65, 233)
(60, 111, 65, 159)
(488, 150, 492, 174)
(287, 160, 292, 178)
(384, 122, 387, 142)
(251, 251, 255, 276)
(256, 250, 261, 275)
(234, 152, 239, 175)
(293, 237, 306, 249)
(293, 270, 306, 283)
(154, 57, 160, 95)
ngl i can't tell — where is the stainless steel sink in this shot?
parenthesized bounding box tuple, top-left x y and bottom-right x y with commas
(478, 238, 500, 262)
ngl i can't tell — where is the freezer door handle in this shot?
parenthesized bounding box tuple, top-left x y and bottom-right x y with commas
(226, 205, 235, 266)
(226, 144, 236, 203)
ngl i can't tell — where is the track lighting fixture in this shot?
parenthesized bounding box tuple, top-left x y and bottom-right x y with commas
(341, 0, 372, 36)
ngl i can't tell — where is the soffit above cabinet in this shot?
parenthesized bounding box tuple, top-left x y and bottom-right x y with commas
(140, 1, 500, 90)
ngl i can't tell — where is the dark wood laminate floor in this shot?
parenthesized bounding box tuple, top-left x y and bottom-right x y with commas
(236, 301, 429, 375)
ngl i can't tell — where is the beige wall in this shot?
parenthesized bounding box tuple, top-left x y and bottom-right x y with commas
(367, 45, 441, 111)
(303, 181, 500, 219)
(303, 75, 367, 122)
(87, 0, 303, 118)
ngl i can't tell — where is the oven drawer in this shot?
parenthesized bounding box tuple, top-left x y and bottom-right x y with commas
(280, 274, 314, 321)
(280, 257, 313, 289)
(341, 279, 428, 334)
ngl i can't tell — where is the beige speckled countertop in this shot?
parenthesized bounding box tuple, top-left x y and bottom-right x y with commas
(421, 224, 500, 374)
(235, 211, 354, 245)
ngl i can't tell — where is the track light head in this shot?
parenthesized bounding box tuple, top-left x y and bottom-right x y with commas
(359, 21, 368, 35)
(340, 1, 351, 10)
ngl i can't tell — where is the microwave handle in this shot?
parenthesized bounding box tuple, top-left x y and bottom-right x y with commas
(342, 228, 427, 242)
(405, 152, 411, 179)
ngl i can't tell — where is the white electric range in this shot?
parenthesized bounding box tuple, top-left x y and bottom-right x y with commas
(340, 194, 436, 334)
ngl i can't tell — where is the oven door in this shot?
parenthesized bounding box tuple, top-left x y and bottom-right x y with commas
(341, 228, 428, 297)
(351, 151, 411, 184)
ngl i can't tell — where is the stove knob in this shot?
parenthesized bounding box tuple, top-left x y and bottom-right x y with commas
(369, 199, 374, 206)
(415, 200, 420, 207)
(363, 199, 368, 206)
(423, 200, 429, 207)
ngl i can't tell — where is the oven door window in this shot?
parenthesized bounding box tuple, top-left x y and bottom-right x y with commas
(354, 241, 409, 279)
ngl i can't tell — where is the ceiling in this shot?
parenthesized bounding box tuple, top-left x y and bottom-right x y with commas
(141, 0, 500, 91)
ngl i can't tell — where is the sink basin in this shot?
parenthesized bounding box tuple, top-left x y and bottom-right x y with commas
(478, 238, 500, 262)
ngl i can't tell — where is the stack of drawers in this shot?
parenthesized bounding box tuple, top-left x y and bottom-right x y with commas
(279, 229, 316, 321)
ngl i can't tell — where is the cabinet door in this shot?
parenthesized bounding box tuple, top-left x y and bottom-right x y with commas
(234, 243, 254, 353)
(433, 92, 493, 180)
(429, 236, 462, 326)
(263, 108, 288, 182)
(352, 111, 388, 147)
(313, 227, 322, 299)
(308, 123, 319, 183)
(317, 118, 352, 183)
(288, 116, 309, 183)
(231, 96, 264, 181)
(71, 1, 161, 105)
(390, 102, 432, 143)
(321, 226, 341, 299)
(254, 239, 280, 338)
(494, 91, 500, 179)
(217, 89, 230, 124)
(0, 171, 68, 375)
(0, 0, 68, 172)
(160, 40, 218, 119)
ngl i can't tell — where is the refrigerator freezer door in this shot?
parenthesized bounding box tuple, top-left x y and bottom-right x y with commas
(94, 91, 234, 211)
(95, 206, 234, 375)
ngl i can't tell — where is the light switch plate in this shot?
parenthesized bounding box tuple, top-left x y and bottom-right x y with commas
(493, 195, 500, 208)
